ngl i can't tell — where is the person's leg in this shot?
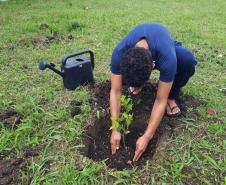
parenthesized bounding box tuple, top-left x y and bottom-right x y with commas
(167, 45, 197, 116)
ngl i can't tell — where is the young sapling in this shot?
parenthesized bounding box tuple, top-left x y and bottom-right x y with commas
(110, 95, 133, 148)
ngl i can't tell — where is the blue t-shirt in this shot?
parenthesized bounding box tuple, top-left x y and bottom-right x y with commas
(110, 23, 177, 82)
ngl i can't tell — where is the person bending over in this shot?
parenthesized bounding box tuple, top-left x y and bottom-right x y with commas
(110, 23, 197, 161)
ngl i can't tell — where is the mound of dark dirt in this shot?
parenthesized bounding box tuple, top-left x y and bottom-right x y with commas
(0, 158, 32, 185)
(23, 145, 44, 158)
(0, 108, 21, 129)
(79, 81, 202, 170)
(0, 145, 45, 185)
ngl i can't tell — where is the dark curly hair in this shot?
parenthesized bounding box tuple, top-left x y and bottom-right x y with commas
(120, 47, 153, 87)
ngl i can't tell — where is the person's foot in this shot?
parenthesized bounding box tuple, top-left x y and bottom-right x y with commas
(166, 99, 181, 117)
(128, 87, 142, 95)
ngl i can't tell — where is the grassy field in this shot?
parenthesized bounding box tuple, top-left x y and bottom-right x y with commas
(0, 0, 226, 184)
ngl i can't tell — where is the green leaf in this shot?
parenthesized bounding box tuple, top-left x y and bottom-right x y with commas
(203, 153, 220, 169)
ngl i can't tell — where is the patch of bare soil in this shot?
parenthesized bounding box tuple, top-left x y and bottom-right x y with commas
(0, 157, 32, 185)
(0, 145, 44, 185)
(0, 108, 21, 129)
(0, 107, 49, 184)
(17, 32, 73, 47)
(78, 81, 203, 170)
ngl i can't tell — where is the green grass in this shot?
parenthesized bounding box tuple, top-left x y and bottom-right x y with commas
(0, 0, 226, 184)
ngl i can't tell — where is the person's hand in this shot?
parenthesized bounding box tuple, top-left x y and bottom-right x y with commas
(110, 130, 121, 154)
(133, 134, 151, 161)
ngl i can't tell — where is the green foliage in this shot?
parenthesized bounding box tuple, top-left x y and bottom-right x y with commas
(58, 163, 102, 185)
(171, 162, 183, 180)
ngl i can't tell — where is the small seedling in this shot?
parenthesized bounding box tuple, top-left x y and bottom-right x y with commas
(110, 95, 133, 148)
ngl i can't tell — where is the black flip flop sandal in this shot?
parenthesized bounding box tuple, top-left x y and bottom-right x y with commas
(167, 103, 182, 118)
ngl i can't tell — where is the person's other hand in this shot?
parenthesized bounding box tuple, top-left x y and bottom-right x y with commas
(110, 130, 121, 154)
(133, 134, 151, 161)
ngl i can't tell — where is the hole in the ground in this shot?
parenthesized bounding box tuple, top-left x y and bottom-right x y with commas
(77, 81, 203, 170)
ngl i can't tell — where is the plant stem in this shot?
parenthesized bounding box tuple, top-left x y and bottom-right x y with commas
(122, 134, 126, 149)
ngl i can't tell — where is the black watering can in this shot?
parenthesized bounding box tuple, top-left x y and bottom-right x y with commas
(39, 49, 94, 90)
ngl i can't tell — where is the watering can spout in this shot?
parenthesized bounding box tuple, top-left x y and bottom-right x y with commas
(39, 60, 64, 77)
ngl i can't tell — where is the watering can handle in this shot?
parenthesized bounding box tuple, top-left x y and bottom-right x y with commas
(61, 49, 95, 69)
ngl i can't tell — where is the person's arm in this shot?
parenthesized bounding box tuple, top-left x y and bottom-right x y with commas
(133, 80, 173, 161)
(110, 73, 122, 154)
(144, 80, 173, 138)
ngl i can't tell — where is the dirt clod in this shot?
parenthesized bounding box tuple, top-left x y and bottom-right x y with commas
(0, 108, 21, 129)
(31, 36, 49, 45)
(70, 100, 82, 107)
(3, 116, 20, 129)
(71, 107, 82, 117)
(39, 23, 49, 30)
(71, 22, 80, 29)
(68, 34, 73, 40)
(70, 100, 82, 116)
(23, 147, 40, 157)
